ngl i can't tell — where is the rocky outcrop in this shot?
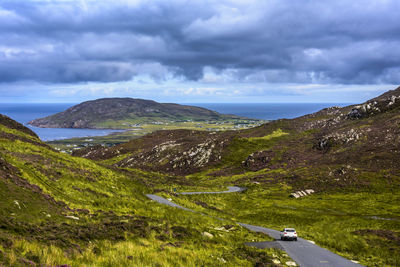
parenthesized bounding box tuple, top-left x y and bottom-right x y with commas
(347, 102, 381, 119)
(347, 88, 400, 120)
(113, 130, 234, 175)
(315, 128, 362, 151)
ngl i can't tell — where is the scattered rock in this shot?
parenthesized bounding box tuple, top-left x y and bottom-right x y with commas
(347, 102, 381, 119)
(217, 257, 227, 263)
(286, 261, 297, 266)
(290, 193, 300, 198)
(202, 232, 214, 238)
(223, 225, 235, 231)
(272, 259, 281, 264)
(112, 129, 233, 175)
(387, 95, 399, 107)
(65, 215, 79, 220)
(289, 189, 315, 198)
(13, 200, 21, 209)
(315, 137, 334, 151)
(347, 108, 363, 119)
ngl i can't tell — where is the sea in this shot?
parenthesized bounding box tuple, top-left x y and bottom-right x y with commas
(0, 102, 350, 141)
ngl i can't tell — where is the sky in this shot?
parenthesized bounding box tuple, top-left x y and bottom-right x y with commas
(0, 0, 399, 103)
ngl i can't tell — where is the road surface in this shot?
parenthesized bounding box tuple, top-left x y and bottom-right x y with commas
(178, 186, 245, 195)
(240, 223, 361, 267)
(146, 187, 363, 267)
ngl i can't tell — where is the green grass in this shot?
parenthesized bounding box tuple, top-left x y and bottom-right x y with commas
(0, 124, 40, 142)
(0, 139, 149, 213)
(3, 233, 282, 267)
(0, 126, 282, 266)
(247, 129, 289, 142)
(221, 129, 290, 168)
(174, 183, 400, 266)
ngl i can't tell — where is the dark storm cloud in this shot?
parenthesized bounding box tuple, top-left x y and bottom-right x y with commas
(0, 0, 400, 84)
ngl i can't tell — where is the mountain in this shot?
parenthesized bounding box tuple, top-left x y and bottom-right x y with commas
(28, 98, 243, 129)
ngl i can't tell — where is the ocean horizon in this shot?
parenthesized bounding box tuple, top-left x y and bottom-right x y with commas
(0, 102, 351, 141)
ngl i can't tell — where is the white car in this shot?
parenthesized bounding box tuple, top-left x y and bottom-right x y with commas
(280, 228, 298, 241)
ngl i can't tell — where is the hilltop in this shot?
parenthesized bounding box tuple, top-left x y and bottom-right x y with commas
(28, 98, 246, 129)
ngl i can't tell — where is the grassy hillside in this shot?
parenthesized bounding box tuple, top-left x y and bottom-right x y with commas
(2, 86, 400, 266)
(0, 114, 283, 266)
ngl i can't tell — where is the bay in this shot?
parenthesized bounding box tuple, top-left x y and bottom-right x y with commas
(0, 103, 123, 141)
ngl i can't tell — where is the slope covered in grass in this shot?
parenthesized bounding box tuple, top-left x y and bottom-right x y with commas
(3, 86, 400, 266)
(1, 114, 284, 266)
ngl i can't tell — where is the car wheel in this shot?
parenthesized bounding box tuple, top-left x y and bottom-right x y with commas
(294, 238, 297, 241)
(281, 237, 283, 241)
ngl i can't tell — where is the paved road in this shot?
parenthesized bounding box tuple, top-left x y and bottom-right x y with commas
(178, 186, 245, 195)
(146, 187, 363, 267)
(146, 194, 195, 212)
(239, 223, 361, 267)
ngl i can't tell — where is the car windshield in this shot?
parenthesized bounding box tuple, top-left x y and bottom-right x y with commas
(285, 229, 295, 232)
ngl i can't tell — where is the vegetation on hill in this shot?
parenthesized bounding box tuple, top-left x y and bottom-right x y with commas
(1, 86, 400, 266)
(28, 98, 260, 129)
(74, 86, 400, 266)
(0, 114, 281, 266)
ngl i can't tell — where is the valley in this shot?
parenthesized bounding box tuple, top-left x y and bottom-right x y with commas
(1, 87, 400, 266)
(2, 1, 399, 266)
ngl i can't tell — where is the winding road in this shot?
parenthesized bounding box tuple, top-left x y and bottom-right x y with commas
(146, 187, 363, 267)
